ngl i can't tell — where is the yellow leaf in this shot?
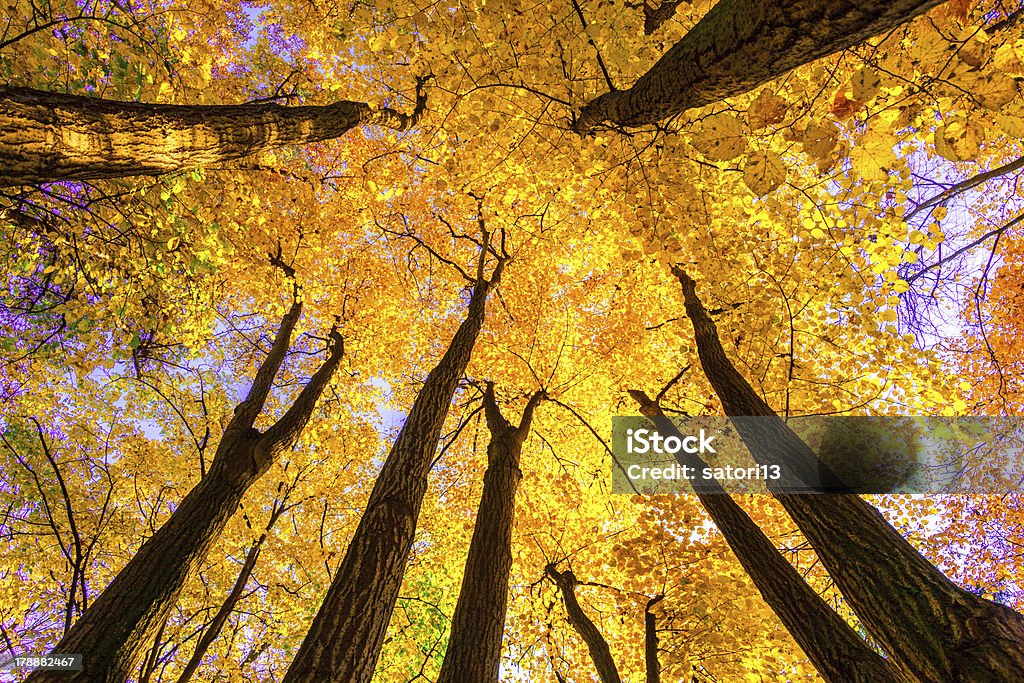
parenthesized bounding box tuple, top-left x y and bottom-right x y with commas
(801, 122, 838, 161)
(995, 100, 1024, 137)
(851, 131, 896, 181)
(850, 67, 882, 102)
(746, 91, 787, 130)
(935, 118, 980, 161)
(742, 152, 786, 196)
(691, 113, 747, 161)
(964, 71, 1019, 110)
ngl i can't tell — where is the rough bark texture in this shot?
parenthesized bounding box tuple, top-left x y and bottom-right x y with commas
(283, 249, 504, 683)
(674, 267, 1024, 682)
(575, 0, 943, 132)
(628, 391, 909, 682)
(644, 595, 663, 683)
(436, 384, 544, 683)
(546, 566, 622, 683)
(643, 0, 688, 35)
(0, 82, 426, 185)
(28, 300, 344, 683)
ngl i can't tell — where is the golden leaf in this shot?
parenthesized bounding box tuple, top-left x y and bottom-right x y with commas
(743, 152, 786, 196)
(691, 113, 747, 161)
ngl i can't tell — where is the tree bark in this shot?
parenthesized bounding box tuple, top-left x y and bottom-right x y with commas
(644, 595, 663, 683)
(0, 82, 426, 186)
(282, 244, 505, 683)
(436, 384, 544, 683)
(674, 267, 1024, 681)
(28, 299, 344, 683)
(545, 565, 622, 683)
(575, 0, 942, 132)
(643, 0, 687, 35)
(628, 390, 910, 682)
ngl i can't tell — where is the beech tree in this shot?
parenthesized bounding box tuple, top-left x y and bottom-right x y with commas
(0, 83, 426, 185)
(673, 267, 1024, 681)
(25, 266, 345, 683)
(282, 231, 506, 683)
(436, 382, 545, 683)
(627, 389, 910, 682)
(574, 0, 944, 131)
(545, 564, 624, 683)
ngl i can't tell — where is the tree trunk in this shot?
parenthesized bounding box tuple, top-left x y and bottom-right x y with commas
(28, 301, 344, 683)
(628, 391, 909, 682)
(283, 246, 505, 683)
(644, 595, 663, 683)
(674, 267, 1024, 681)
(0, 83, 425, 186)
(575, 0, 942, 132)
(546, 565, 622, 683)
(436, 384, 544, 683)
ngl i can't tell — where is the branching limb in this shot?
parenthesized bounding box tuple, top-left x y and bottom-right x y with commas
(545, 564, 623, 683)
(226, 253, 304, 434)
(259, 324, 345, 460)
(905, 155, 1024, 222)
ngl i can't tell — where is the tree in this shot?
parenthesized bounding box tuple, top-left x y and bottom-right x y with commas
(0, 82, 426, 186)
(25, 265, 345, 683)
(627, 389, 910, 682)
(9, 0, 1024, 679)
(282, 230, 506, 683)
(173, 485, 298, 683)
(545, 564, 624, 683)
(574, 0, 944, 131)
(673, 266, 1024, 681)
(436, 382, 544, 683)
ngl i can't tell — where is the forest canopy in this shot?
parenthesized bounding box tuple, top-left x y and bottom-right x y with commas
(4, 0, 1024, 681)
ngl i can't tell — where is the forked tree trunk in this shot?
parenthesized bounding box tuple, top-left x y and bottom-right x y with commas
(575, 0, 942, 132)
(283, 244, 505, 683)
(628, 390, 909, 682)
(28, 298, 344, 683)
(674, 267, 1024, 681)
(0, 83, 425, 185)
(436, 383, 545, 683)
(545, 565, 623, 683)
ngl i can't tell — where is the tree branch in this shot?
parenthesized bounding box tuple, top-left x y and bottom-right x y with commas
(545, 564, 622, 683)
(259, 326, 345, 461)
(905, 155, 1024, 222)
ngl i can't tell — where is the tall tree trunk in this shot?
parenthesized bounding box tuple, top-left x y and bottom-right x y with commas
(575, 0, 942, 132)
(0, 82, 425, 186)
(28, 294, 345, 683)
(545, 565, 622, 683)
(674, 267, 1024, 681)
(283, 241, 506, 683)
(436, 383, 545, 683)
(628, 391, 910, 682)
(644, 595, 663, 683)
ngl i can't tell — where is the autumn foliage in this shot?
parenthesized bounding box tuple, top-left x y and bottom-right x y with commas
(4, 0, 1024, 681)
